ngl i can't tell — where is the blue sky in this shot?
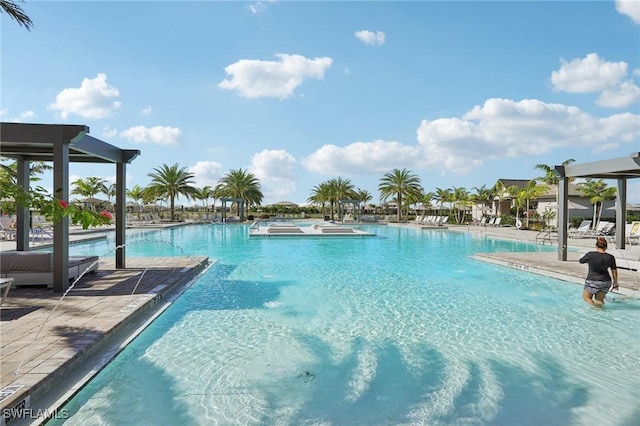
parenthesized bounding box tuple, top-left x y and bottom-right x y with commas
(2, 0, 640, 206)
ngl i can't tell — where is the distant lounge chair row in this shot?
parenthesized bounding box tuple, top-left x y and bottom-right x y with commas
(479, 217, 502, 227)
(413, 216, 449, 226)
(569, 220, 616, 239)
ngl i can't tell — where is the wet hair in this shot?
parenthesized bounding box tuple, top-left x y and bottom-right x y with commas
(596, 237, 608, 250)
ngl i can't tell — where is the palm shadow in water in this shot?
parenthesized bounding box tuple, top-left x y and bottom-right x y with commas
(49, 348, 193, 426)
(256, 335, 598, 425)
(480, 356, 590, 426)
(258, 336, 447, 425)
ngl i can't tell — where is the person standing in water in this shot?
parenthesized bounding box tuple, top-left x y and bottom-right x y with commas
(579, 237, 618, 306)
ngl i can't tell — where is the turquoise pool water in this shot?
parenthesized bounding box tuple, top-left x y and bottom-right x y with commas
(56, 225, 639, 425)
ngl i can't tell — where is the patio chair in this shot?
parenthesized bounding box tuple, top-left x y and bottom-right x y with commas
(0, 215, 17, 239)
(569, 220, 592, 238)
(626, 221, 640, 245)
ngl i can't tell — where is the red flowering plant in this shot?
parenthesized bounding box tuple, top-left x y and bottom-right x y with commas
(7, 185, 112, 230)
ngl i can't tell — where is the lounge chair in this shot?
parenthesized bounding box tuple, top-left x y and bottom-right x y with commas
(492, 217, 502, 227)
(439, 216, 449, 226)
(626, 221, 640, 245)
(0, 216, 16, 240)
(569, 220, 592, 238)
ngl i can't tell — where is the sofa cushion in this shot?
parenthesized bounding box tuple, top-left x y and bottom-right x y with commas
(1, 252, 53, 273)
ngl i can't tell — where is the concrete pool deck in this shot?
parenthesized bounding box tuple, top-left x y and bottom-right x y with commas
(0, 221, 638, 424)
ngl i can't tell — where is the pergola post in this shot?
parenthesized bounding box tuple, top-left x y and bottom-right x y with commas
(115, 162, 127, 268)
(555, 167, 568, 261)
(15, 157, 30, 251)
(52, 138, 70, 293)
(616, 178, 627, 249)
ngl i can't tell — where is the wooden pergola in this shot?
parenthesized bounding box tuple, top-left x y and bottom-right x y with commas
(555, 152, 640, 260)
(0, 122, 140, 292)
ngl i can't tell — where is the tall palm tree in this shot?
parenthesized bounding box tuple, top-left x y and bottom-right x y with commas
(535, 159, 576, 219)
(215, 169, 263, 217)
(519, 180, 549, 228)
(194, 186, 213, 210)
(578, 179, 617, 228)
(71, 176, 108, 211)
(308, 182, 332, 218)
(126, 184, 145, 213)
(327, 177, 356, 220)
(452, 186, 469, 224)
(1, 0, 33, 30)
(378, 168, 422, 223)
(434, 187, 453, 218)
(471, 184, 494, 216)
(146, 163, 198, 221)
(105, 183, 117, 204)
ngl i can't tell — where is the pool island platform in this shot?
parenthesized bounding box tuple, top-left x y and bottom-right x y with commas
(249, 222, 376, 237)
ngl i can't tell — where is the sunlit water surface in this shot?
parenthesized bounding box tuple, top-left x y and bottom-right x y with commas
(52, 224, 639, 425)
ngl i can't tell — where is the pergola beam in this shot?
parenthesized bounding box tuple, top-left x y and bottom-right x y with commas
(0, 122, 141, 292)
(556, 152, 639, 261)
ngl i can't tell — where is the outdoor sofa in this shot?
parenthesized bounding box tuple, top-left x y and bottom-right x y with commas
(0, 251, 99, 288)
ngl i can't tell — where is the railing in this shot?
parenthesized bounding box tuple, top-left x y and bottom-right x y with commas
(535, 229, 557, 245)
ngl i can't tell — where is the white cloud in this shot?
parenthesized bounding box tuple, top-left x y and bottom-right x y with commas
(551, 53, 627, 93)
(101, 125, 118, 139)
(355, 30, 385, 46)
(249, 0, 275, 14)
(141, 105, 152, 116)
(303, 140, 424, 176)
(218, 53, 333, 99)
(119, 125, 182, 145)
(48, 73, 121, 119)
(616, 0, 640, 24)
(551, 53, 640, 108)
(634, 68, 640, 77)
(597, 80, 640, 108)
(15, 110, 37, 122)
(189, 161, 223, 187)
(250, 149, 296, 200)
(304, 97, 640, 178)
(0, 108, 7, 118)
(417, 98, 640, 173)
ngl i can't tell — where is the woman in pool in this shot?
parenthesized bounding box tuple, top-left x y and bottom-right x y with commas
(579, 236, 618, 306)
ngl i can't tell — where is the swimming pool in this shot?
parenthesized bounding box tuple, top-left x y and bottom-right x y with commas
(55, 224, 639, 425)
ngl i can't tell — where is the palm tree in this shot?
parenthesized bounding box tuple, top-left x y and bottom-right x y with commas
(356, 188, 372, 219)
(215, 169, 263, 217)
(1, 0, 33, 30)
(194, 186, 213, 210)
(507, 185, 524, 221)
(71, 176, 108, 211)
(308, 182, 333, 218)
(578, 179, 617, 228)
(126, 185, 145, 213)
(452, 186, 469, 224)
(378, 168, 422, 223)
(471, 184, 494, 217)
(535, 159, 576, 221)
(105, 183, 117, 204)
(327, 177, 357, 220)
(434, 187, 453, 218)
(519, 180, 549, 228)
(146, 163, 198, 221)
